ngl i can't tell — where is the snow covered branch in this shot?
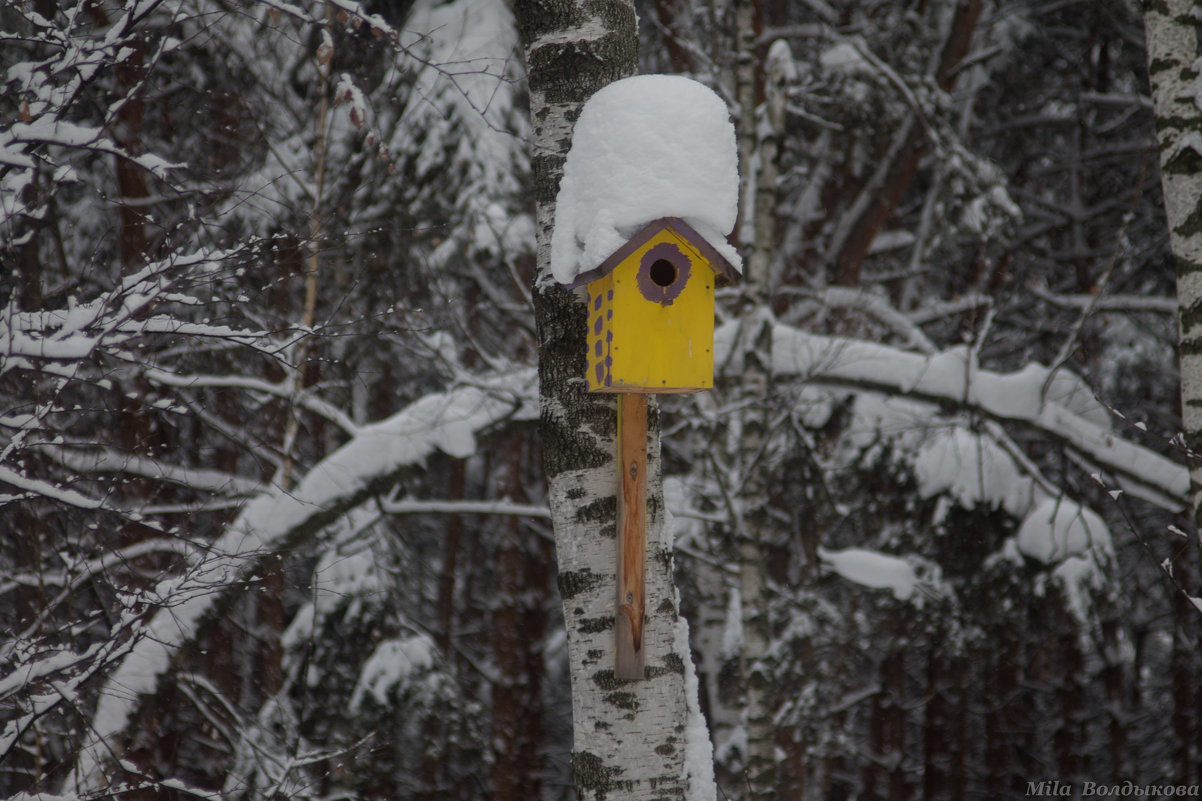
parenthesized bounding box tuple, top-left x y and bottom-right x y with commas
(380, 496, 550, 518)
(1029, 283, 1177, 315)
(67, 368, 536, 792)
(0, 249, 266, 374)
(717, 321, 1189, 511)
(143, 368, 358, 435)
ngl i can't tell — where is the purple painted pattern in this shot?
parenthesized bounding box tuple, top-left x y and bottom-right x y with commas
(590, 288, 612, 388)
(636, 242, 691, 305)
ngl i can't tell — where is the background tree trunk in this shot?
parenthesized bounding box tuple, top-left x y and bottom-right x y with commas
(1145, 0, 1202, 542)
(1145, 15, 1202, 777)
(730, 0, 783, 793)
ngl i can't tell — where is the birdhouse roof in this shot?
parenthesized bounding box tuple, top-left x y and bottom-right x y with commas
(565, 217, 743, 289)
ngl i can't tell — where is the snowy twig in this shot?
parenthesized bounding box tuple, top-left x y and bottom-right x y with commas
(144, 368, 359, 435)
(905, 293, 992, 325)
(799, 286, 937, 353)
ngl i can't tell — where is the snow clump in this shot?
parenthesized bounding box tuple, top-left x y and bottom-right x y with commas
(550, 74, 741, 284)
(818, 546, 920, 602)
(1015, 497, 1111, 563)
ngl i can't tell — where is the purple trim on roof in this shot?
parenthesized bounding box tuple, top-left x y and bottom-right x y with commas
(564, 217, 742, 288)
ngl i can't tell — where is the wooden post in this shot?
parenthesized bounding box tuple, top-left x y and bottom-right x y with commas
(615, 393, 647, 679)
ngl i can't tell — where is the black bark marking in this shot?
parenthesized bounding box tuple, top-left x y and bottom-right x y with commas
(559, 569, 607, 601)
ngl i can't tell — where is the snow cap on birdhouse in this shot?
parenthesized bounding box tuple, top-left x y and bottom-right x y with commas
(550, 75, 742, 393)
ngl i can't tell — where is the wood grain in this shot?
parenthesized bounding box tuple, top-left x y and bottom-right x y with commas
(615, 393, 648, 679)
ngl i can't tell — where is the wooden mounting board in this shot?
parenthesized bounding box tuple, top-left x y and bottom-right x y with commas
(615, 393, 647, 679)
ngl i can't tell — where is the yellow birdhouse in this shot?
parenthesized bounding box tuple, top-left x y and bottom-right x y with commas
(568, 217, 741, 393)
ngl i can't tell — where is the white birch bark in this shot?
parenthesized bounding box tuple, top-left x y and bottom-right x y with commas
(729, 1, 785, 794)
(1144, 0, 1202, 543)
(515, 2, 715, 798)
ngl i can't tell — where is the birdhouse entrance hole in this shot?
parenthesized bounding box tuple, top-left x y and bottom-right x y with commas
(649, 259, 677, 287)
(637, 242, 691, 305)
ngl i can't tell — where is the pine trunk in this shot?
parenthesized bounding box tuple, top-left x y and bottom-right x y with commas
(493, 437, 548, 801)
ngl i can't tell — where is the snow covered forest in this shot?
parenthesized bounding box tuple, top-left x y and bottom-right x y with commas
(2, 0, 1201, 798)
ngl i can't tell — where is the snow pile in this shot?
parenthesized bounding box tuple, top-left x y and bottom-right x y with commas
(550, 75, 741, 284)
(1016, 497, 1111, 563)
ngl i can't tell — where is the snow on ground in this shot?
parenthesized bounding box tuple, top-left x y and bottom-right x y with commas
(550, 74, 741, 284)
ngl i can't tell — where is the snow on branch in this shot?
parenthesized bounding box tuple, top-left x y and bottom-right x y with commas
(1, 620, 141, 769)
(253, 0, 399, 42)
(0, 537, 193, 598)
(68, 368, 536, 793)
(1028, 282, 1177, 315)
(0, 248, 267, 375)
(143, 368, 358, 435)
(380, 496, 550, 518)
(716, 321, 1188, 511)
(2, 0, 184, 231)
(787, 286, 938, 353)
(37, 444, 263, 496)
(818, 546, 927, 602)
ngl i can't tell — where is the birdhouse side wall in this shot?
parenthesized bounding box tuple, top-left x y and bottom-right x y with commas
(587, 273, 617, 391)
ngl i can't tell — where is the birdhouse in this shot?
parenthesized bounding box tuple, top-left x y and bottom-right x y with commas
(567, 217, 741, 393)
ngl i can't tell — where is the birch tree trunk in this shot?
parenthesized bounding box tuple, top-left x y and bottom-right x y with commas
(1145, 0, 1202, 543)
(515, 3, 715, 799)
(730, 0, 784, 794)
